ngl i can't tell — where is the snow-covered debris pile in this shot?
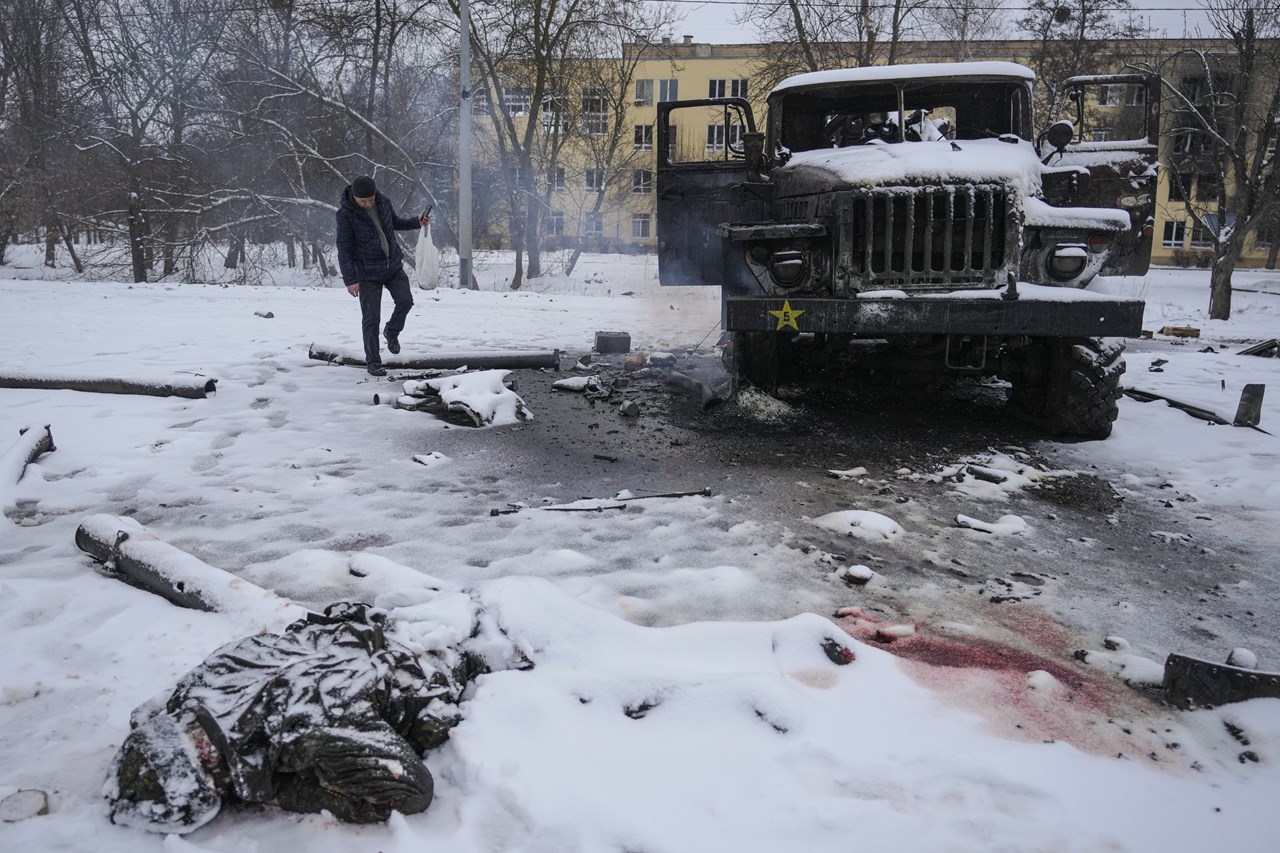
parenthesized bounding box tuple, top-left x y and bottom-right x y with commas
(811, 509, 905, 541)
(400, 369, 532, 426)
(911, 449, 1075, 499)
(955, 513, 1032, 536)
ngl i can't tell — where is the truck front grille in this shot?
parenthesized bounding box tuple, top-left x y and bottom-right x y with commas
(850, 185, 1008, 291)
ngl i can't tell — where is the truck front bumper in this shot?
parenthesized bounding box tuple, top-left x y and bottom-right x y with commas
(726, 287, 1144, 338)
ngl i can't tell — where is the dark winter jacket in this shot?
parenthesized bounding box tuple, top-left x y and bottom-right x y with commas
(335, 187, 420, 285)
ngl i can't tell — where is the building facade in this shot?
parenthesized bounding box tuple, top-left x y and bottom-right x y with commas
(478, 36, 1277, 269)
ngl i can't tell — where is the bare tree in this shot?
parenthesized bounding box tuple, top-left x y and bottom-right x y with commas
(926, 0, 1006, 61)
(1148, 0, 1280, 319)
(731, 0, 929, 91)
(1017, 0, 1147, 125)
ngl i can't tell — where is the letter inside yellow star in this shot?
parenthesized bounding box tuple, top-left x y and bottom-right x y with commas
(768, 300, 804, 331)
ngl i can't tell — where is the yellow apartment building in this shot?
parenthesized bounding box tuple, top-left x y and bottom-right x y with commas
(476, 36, 1276, 269)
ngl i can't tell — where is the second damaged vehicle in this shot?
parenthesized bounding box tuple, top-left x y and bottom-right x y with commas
(656, 62, 1160, 439)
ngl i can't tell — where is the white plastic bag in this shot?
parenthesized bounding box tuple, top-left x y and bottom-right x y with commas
(416, 222, 440, 290)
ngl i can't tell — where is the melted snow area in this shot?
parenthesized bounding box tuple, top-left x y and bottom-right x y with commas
(1, 254, 1278, 851)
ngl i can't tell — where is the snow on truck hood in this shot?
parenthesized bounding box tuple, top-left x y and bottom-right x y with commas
(775, 139, 1044, 195)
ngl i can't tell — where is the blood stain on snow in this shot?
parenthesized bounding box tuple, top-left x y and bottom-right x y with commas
(834, 605, 1175, 764)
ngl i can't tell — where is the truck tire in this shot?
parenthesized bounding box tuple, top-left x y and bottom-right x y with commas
(1010, 337, 1125, 439)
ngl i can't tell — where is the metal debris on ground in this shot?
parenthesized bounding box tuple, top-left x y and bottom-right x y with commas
(1159, 325, 1201, 338)
(1232, 383, 1265, 428)
(1163, 652, 1280, 709)
(593, 331, 631, 353)
(1238, 339, 1279, 357)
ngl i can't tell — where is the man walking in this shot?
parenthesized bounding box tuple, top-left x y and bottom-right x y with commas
(335, 175, 430, 376)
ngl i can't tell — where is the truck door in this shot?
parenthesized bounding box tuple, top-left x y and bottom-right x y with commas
(656, 98, 756, 286)
(1051, 74, 1161, 276)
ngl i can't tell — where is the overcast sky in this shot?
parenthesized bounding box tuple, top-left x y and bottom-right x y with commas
(664, 1, 1218, 46)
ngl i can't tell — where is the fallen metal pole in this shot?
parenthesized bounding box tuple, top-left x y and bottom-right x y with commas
(309, 344, 560, 371)
(75, 514, 307, 620)
(2, 425, 56, 511)
(2, 425, 55, 485)
(0, 373, 217, 399)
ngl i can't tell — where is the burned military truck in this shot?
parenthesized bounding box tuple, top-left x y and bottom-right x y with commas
(655, 62, 1160, 439)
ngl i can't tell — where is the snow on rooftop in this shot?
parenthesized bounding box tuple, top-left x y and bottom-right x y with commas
(771, 61, 1036, 96)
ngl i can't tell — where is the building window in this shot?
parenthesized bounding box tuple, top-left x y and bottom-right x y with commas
(1091, 129, 1112, 142)
(1189, 224, 1214, 248)
(1181, 77, 1204, 103)
(548, 210, 565, 236)
(731, 78, 749, 99)
(729, 124, 744, 149)
(632, 213, 652, 239)
(582, 87, 609, 135)
(583, 212, 604, 237)
(635, 79, 653, 106)
(1167, 171, 1191, 202)
(708, 79, 726, 99)
(706, 124, 725, 151)
(1196, 172, 1220, 199)
(585, 168, 605, 193)
(1097, 85, 1120, 107)
(634, 124, 653, 151)
(1161, 220, 1186, 249)
(540, 94, 565, 133)
(471, 87, 490, 115)
(504, 86, 531, 116)
(632, 169, 653, 194)
(1126, 84, 1145, 107)
(546, 168, 565, 194)
(658, 78, 679, 103)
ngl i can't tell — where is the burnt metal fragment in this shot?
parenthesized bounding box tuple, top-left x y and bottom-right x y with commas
(1162, 653, 1280, 710)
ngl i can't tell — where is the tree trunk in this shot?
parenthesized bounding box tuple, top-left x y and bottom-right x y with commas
(1267, 240, 1278, 270)
(510, 247, 524, 291)
(225, 234, 245, 269)
(286, 235, 296, 268)
(44, 219, 56, 267)
(163, 216, 178, 275)
(312, 242, 332, 277)
(1209, 253, 1236, 320)
(128, 189, 147, 283)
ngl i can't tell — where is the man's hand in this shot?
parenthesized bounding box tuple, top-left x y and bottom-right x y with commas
(418, 210, 431, 228)
(346, 283, 360, 297)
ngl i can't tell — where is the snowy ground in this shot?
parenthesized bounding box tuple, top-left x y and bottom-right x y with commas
(1, 251, 1278, 852)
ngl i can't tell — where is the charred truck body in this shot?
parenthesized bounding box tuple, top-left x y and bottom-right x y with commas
(656, 62, 1160, 439)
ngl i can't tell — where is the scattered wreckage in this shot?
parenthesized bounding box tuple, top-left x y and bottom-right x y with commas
(656, 61, 1163, 439)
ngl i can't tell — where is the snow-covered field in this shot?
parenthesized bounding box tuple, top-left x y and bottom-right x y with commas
(1, 251, 1278, 852)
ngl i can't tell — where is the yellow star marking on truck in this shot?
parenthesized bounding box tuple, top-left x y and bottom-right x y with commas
(769, 300, 804, 331)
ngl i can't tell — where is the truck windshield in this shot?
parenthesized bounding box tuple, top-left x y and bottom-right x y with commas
(774, 78, 1032, 153)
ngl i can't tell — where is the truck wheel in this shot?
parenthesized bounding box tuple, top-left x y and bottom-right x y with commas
(1010, 337, 1125, 439)
(732, 331, 782, 391)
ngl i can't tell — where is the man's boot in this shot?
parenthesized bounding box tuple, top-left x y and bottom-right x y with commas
(384, 327, 400, 355)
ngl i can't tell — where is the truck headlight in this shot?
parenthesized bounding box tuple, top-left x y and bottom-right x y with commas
(769, 250, 808, 287)
(1047, 244, 1088, 280)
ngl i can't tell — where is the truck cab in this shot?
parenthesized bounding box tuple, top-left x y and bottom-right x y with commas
(656, 62, 1160, 439)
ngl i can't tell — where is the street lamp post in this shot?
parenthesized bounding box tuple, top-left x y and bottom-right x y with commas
(458, 0, 473, 289)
